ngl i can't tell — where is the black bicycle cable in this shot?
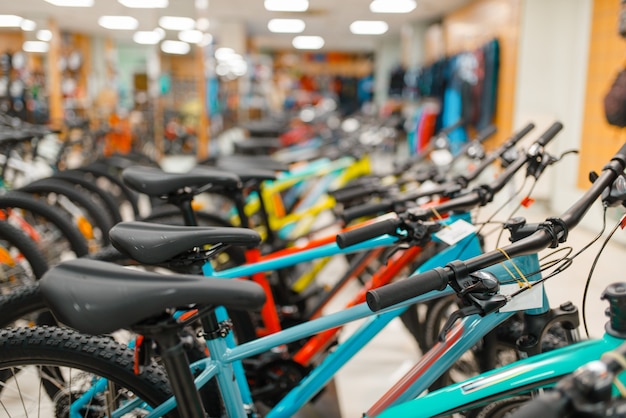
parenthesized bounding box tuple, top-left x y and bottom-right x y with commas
(581, 206, 619, 338)
(498, 207, 610, 345)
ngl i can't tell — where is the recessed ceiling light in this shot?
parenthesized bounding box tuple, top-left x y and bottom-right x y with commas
(369, 0, 416, 13)
(268, 19, 305, 33)
(196, 17, 210, 31)
(0, 15, 23, 27)
(349, 20, 388, 35)
(200, 33, 213, 46)
(178, 29, 203, 44)
(44, 0, 94, 6)
(264, 0, 308, 12)
(161, 40, 190, 55)
(292, 35, 324, 50)
(36, 29, 53, 41)
(23, 41, 49, 53)
(20, 19, 36, 31)
(98, 16, 138, 30)
(155, 27, 166, 39)
(215, 47, 235, 61)
(118, 0, 167, 7)
(159, 16, 195, 31)
(133, 30, 161, 45)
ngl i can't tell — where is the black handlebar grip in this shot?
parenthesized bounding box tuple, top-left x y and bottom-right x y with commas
(536, 121, 563, 146)
(336, 218, 401, 249)
(475, 124, 497, 143)
(613, 142, 626, 168)
(507, 122, 535, 146)
(333, 185, 383, 204)
(438, 119, 465, 136)
(341, 200, 395, 224)
(366, 267, 450, 311)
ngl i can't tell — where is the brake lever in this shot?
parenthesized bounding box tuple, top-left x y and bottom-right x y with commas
(437, 270, 507, 341)
(381, 220, 443, 264)
(602, 174, 626, 207)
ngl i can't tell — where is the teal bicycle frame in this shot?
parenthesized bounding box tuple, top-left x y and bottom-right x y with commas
(377, 332, 623, 417)
(119, 223, 483, 418)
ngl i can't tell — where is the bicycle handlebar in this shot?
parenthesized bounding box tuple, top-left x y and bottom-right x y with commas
(336, 218, 402, 249)
(537, 121, 563, 146)
(341, 123, 536, 223)
(366, 140, 626, 312)
(461, 122, 535, 184)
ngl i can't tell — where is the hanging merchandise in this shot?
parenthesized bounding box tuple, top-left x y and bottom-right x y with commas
(413, 38, 500, 155)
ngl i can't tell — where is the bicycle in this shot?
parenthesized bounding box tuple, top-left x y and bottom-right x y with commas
(508, 338, 626, 418)
(0, 125, 590, 418)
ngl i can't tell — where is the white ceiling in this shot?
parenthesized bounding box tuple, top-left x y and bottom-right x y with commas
(1, 0, 473, 52)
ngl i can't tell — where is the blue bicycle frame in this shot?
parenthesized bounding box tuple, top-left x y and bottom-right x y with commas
(69, 212, 484, 418)
(130, 214, 483, 418)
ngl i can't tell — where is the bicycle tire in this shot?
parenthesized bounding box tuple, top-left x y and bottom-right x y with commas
(423, 295, 519, 391)
(0, 326, 179, 418)
(0, 191, 89, 259)
(77, 163, 142, 217)
(0, 220, 48, 294)
(52, 169, 124, 224)
(0, 282, 48, 327)
(464, 395, 532, 418)
(19, 177, 115, 246)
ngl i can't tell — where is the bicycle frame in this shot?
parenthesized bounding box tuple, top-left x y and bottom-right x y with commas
(116, 230, 482, 418)
(376, 333, 624, 417)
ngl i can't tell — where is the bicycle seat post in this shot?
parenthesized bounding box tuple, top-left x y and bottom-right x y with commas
(143, 323, 206, 418)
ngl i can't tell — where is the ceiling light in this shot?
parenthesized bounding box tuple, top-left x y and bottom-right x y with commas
(268, 19, 305, 33)
(349, 20, 388, 35)
(23, 41, 49, 53)
(159, 16, 195, 31)
(369, 0, 416, 13)
(196, 18, 210, 31)
(118, 0, 167, 7)
(292, 35, 324, 50)
(36, 29, 53, 41)
(215, 47, 235, 61)
(264, 0, 308, 12)
(20, 19, 36, 31)
(0, 15, 23, 27)
(44, 0, 93, 6)
(195, 0, 208, 9)
(199, 33, 213, 46)
(161, 40, 190, 55)
(178, 29, 203, 44)
(133, 30, 161, 45)
(98, 16, 138, 30)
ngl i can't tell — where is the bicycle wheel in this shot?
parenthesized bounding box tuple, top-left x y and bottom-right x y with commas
(19, 177, 115, 248)
(0, 283, 49, 328)
(423, 294, 519, 390)
(0, 221, 48, 295)
(52, 170, 124, 224)
(0, 326, 178, 418)
(464, 395, 532, 418)
(0, 191, 89, 263)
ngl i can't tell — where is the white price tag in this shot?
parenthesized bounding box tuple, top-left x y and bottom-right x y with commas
(434, 219, 477, 245)
(499, 282, 544, 312)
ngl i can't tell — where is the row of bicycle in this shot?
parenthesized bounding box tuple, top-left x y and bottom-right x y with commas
(0, 116, 625, 417)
